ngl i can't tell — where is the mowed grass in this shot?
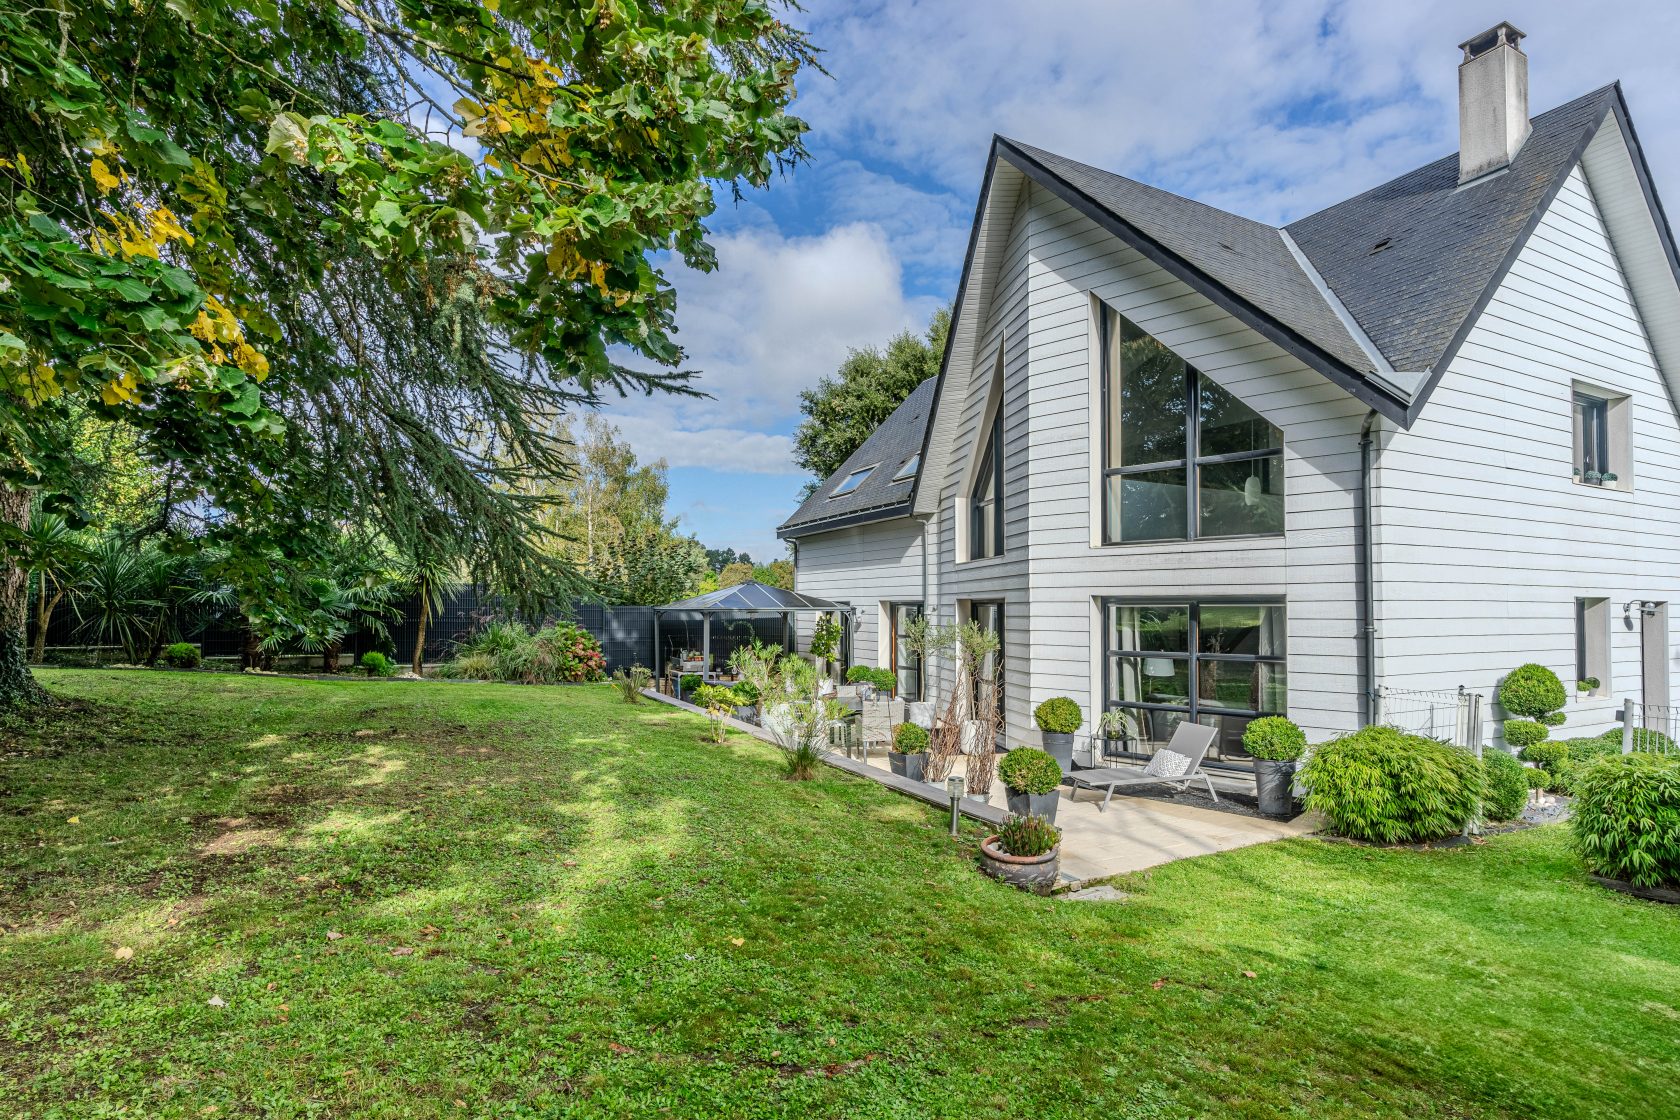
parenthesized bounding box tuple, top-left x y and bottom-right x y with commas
(2, 671, 1677, 1120)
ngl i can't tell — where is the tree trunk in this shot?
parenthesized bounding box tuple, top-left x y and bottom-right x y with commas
(323, 638, 342, 674)
(411, 597, 430, 677)
(0, 482, 48, 707)
(32, 582, 64, 664)
(242, 624, 260, 671)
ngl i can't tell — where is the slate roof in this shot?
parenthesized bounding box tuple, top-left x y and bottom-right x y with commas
(1286, 84, 1620, 376)
(777, 375, 937, 538)
(657, 580, 849, 612)
(1003, 139, 1377, 373)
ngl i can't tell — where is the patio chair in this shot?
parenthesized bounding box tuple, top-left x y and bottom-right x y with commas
(859, 698, 903, 754)
(1069, 722, 1220, 811)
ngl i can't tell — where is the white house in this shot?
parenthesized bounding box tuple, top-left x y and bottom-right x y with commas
(778, 24, 1680, 768)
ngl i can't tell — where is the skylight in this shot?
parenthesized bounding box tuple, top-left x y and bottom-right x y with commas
(893, 453, 920, 481)
(829, 463, 880, 500)
(830, 464, 876, 497)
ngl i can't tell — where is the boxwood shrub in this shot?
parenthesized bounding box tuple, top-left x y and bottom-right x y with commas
(1482, 749, 1528, 822)
(1503, 719, 1549, 750)
(1569, 752, 1680, 888)
(1297, 726, 1484, 843)
(892, 722, 929, 754)
(162, 642, 201, 669)
(360, 651, 395, 678)
(1241, 716, 1306, 761)
(998, 747, 1063, 794)
(1498, 663, 1567, 720)
(1033, 697, 1083, 734)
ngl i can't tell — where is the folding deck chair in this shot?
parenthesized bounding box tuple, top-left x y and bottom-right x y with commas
(1068, 721, 1220, 811)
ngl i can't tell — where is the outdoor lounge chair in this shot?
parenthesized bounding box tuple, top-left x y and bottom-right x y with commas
(1068, 722, 1220, 811)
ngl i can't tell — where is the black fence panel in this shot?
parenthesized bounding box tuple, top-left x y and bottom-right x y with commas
(26, 585, 657, 673)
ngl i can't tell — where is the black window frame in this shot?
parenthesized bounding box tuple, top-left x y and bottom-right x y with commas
(889, 601, 923, 702)
(1099, 306, 1284, 544)
(1574, 391, 1610, 484)
(968, 599, 1005, 731)
(1099, 597, 1287, 771)
(969, 409, 1004, 559)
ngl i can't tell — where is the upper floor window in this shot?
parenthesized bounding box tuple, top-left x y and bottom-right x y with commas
(1100, 305, 1284, 543)
(970, 410, 1003, 559)
(893, 453, 920, 481)
(831, 464, 876, 497)
(1572, 390, 1624, 488)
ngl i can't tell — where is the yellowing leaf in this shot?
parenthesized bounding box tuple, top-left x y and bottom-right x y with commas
(90, 158, 121, 194)
(67, 816, 80, 824)
(729, 937, 744, 947)
(113, 946, 134, 960)
(233, 342, 269, 381)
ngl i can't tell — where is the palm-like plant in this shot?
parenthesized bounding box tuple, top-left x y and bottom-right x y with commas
(20, 512, 90, 663)
(398, 551, 454, 676)
(71, 537, 169, 664)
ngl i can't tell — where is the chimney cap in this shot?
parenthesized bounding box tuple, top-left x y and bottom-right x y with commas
(1459, 21, 1525, 61)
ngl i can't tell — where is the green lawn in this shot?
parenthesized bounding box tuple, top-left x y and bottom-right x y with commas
(2, 671, 1677, 1119)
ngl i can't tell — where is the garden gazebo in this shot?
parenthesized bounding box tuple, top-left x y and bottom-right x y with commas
(652, 581, 853, 682)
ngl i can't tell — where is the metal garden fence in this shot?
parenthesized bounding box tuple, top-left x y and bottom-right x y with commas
(1374, 685, 1485, 755)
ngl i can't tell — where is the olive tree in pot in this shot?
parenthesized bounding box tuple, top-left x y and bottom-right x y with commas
(980, 814, 1062, 894)
(1242, 716, 1306, 817)
(890, 721, 929, 782)
(998, 747, 1062, 824)
(1034, 697, 1082, 772)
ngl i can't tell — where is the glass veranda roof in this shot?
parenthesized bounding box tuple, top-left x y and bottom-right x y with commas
(656, 580, 851, 613)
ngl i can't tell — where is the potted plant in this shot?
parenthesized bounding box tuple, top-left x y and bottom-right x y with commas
(1242, 716, 1306, 817)
(845, 664, 896, 700)
(680, 649, 706, 673)
(890, 722, 929, 781)
(678, 672, 702, 702)
(1034, 697, 1082, 772)
(979, 814, 1062, 894)
(1577, 676, 1601, 694)
(1096, 708, 1133, 760)
(998, 747, 1062, 824)
(731, 680, 760, 722)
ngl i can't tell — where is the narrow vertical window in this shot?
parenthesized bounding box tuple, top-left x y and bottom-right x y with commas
(970, 408, 1003, 559)
(1573, 392, 1611, 485)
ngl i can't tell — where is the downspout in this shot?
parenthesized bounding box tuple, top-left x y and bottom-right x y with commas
(1357, 410, 1379, 725)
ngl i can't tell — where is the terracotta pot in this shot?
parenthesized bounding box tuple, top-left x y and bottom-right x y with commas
(979, 836, 1061, 894)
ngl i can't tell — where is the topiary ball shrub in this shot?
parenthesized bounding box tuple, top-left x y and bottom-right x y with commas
(1242, 716, 1306, 761)
(994, 814, 1061, 858)
(1498, 663, 1567, 720)
(162, 642, 202, 670)
(998, 748, 1063, 794)
(892, 722, 929, 754)
(1504, 719, 1549, 750)
(1297, 726, 1485, 843)
(1569, 752, 1680, 888)
(1033, 697, 1083, 734)
(1482, 749, 1529, 822)
(1538, 711, 1567, 727)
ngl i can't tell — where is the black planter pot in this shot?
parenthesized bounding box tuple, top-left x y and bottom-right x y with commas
(1041, 731, 1074, 773)
(1253, 758, 1298, 817)
(889, 751, 926, 782)
(1005, 788, 1059, 824)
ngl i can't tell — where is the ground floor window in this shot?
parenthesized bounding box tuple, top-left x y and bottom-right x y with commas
(1100, 599, 1285, 768)
(969, 600, 1005, 728)
(1576, 597, 1610, 697)
(889, 601, 923, 701)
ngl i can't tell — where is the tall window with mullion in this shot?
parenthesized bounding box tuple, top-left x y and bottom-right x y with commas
(1102, 600, 1286, 767)
(1100, 305, 1284, 543)
(969, 409, 1004, 559)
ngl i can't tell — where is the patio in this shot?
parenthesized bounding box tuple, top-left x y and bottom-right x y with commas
(646, 689, 1314, 887)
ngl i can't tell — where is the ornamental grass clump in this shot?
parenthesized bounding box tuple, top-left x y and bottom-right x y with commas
(997, 748, 1062, 795)
(612, 665, 652, 704)
(1569, 752, 1680, 888)
(1298, 726, 1484, 843)
(1481, 749, 1529, 822)
(994, 814, 1060, 858)
(1033, 697, 1083, 734)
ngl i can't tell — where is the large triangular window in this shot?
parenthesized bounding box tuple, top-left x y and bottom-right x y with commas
(1100, 305, 1283, 543)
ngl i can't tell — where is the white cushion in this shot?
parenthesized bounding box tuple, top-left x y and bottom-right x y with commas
(1145, 749, 1193, 778)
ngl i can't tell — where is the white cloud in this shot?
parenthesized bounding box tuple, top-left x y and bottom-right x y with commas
(605, 221, 940, 474)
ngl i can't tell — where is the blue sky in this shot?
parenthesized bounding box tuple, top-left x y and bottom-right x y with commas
(598, 0, 1680, 563)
